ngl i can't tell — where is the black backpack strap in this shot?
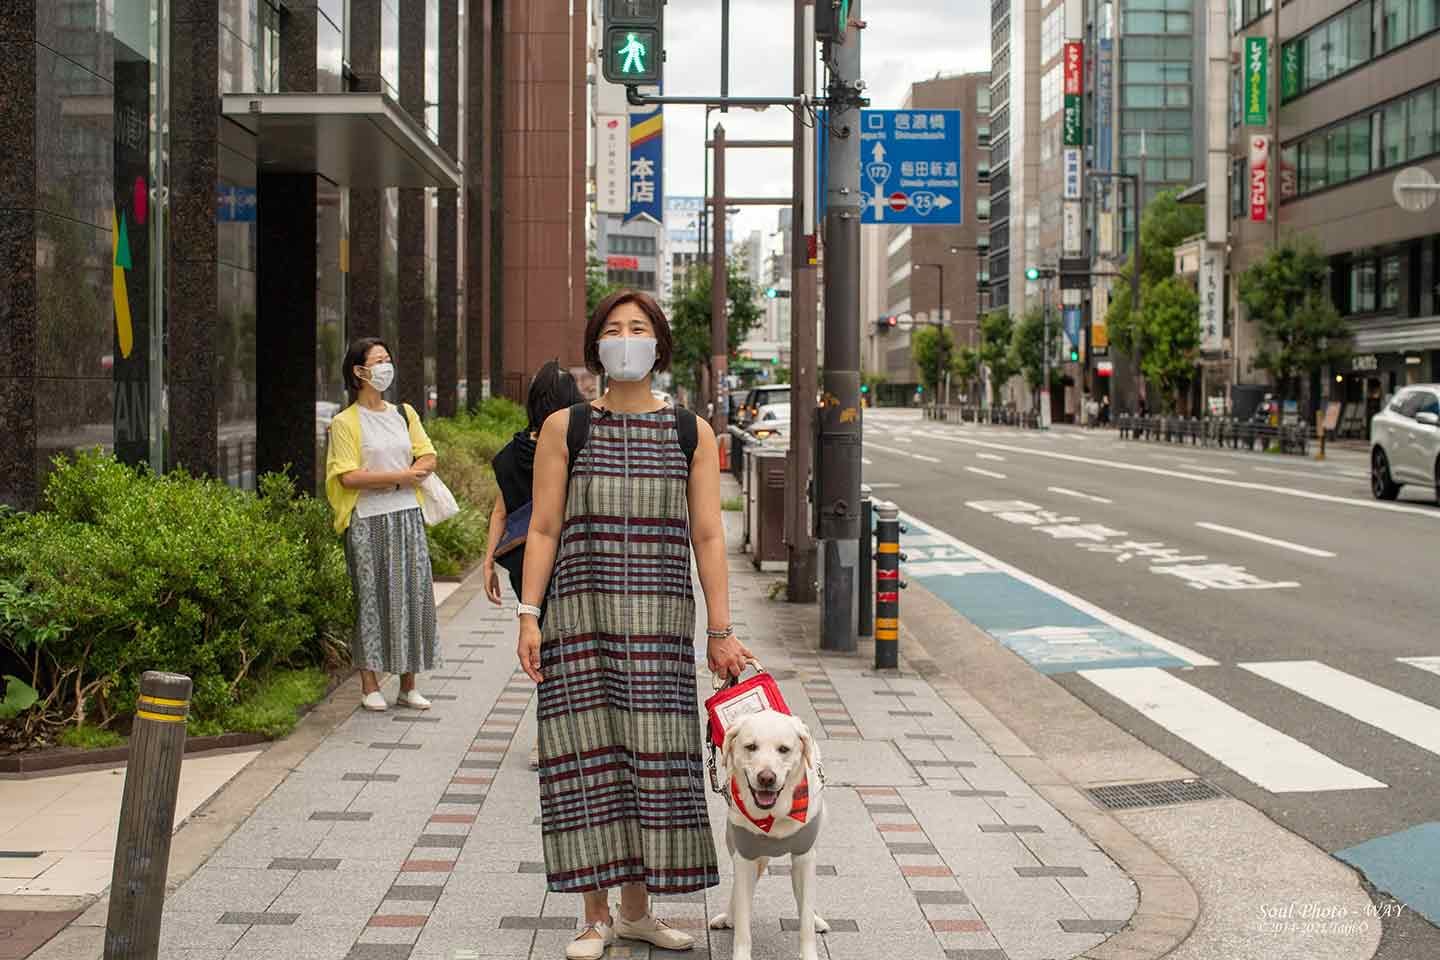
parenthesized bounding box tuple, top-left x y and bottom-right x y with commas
(675, 406, 699, 466)
(565, 401, 591, 477)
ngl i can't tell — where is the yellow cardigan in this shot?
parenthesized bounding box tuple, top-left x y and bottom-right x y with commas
(325, 401, 437, 534)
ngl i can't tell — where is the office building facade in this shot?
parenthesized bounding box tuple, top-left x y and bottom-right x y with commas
(2, 0, 588, 508)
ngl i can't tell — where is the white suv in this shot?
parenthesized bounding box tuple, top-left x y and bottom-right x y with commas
(1370, 383, 1440, 503)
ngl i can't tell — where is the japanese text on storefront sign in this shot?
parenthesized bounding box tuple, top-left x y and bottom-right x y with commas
(1063, 41, 1084, 147)
(1249, 135, 1269, 222)
(1244, 37, 1268, 126)
(965, 500, 1300, 591)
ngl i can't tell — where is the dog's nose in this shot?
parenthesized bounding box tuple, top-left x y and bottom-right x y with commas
(757, 770, 777, 789)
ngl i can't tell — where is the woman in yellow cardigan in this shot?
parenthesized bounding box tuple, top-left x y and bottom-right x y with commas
(325, 337, 442, 712)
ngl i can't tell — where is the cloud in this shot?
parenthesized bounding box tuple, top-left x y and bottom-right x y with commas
(657, 0, 990, 241)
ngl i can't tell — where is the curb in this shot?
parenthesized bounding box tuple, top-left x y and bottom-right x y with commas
(897, 608, 1201, 960)
(18, 572, 483, 960)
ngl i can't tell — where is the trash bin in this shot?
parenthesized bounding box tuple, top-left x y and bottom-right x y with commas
(749, 447, 788, 569)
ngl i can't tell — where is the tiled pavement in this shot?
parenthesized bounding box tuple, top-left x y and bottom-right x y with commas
(137, 531, 1137, 960)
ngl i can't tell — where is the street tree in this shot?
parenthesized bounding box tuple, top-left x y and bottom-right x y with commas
(1139, 277, 1202, 413)
(669, 261, 764, 394)
(952, 345, 981, 402)
(585, 246, 620, 317)
(1010, 306, 1065, 411)
(1238, 238, 1352, 414)
(910, 325, 954, 397)
(979, 309, 1019, 407)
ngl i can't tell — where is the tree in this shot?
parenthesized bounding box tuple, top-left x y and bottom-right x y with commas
(1139, 277, 1202, 413)
(910, 325, 954, 396)
(1238, 238, 1351, 414)
(979, 309, 1019, 406)
(668, 260, 764, 393)
(951, 346, 980, 400)
(1010, 306, 1065, 409)
(585, 246, 620, 317)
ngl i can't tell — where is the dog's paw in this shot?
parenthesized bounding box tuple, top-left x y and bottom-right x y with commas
(708, 912, 732, 930)
(814, 914, 830, 933)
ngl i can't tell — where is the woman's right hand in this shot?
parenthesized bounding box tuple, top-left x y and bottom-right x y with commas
(517, 616, 544, 683)
(482, 558, 502, 605)
(395, 466, 430, 489)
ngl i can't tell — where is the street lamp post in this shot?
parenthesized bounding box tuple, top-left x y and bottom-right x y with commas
(1026, 265, 1057, 429)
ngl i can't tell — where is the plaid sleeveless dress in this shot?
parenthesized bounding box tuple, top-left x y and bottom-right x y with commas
(536, 406, 719, 894)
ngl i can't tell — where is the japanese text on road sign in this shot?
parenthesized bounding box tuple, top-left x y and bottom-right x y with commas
(859, 109, 963, 225)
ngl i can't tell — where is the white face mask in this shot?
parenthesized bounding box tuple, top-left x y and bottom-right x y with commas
(597, 337, 656, 382)
(362, 362, 395, 393)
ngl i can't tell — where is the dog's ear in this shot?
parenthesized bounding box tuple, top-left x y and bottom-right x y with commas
(720, 716, 747, 774)
(790, 715, 818, 771)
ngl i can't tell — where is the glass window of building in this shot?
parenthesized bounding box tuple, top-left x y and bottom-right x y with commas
(1042, 64, 1062, 118)
(1350, 257, 1378, 313)
(1381, 98, 1408, 165)
(1042, 6, 1064, 62)
(1409, 87, 1437, 159)
(1381, 254, 1403, 310)
(978, 86, 992, 115)
(977, 196, 992, 220)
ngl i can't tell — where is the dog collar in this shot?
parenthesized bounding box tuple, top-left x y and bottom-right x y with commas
(730, 774, 810, 834)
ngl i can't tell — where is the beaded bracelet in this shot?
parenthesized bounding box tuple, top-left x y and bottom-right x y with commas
(705, 626, 733, 640)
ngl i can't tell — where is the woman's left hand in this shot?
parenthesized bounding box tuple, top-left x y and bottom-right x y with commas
(707, 630, 753, 680)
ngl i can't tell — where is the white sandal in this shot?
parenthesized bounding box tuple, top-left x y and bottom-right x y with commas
(564, 919, 614, 960)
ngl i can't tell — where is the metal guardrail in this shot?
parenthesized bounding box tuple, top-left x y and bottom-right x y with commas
(1115, 414, 1310, 456)
(923, 405, 1042, 429)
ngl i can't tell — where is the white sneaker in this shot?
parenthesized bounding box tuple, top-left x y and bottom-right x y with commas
(361, 691, 388, 712)
(565, 920, 614, 960)
(397, 689, 431, 710)
(614, 911, 695, 950)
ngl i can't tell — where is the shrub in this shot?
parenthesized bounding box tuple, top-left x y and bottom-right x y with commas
(420, 398, 526, 575)
(0, 452, 350, 737)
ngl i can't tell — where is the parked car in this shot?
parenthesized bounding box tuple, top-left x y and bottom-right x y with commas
(1369, 383, 1440, 503)
(736, 384, 790, 426)
(746, 402, 790, 442)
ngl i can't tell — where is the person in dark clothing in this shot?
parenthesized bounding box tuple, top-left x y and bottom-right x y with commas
(483, 360, 585, 609)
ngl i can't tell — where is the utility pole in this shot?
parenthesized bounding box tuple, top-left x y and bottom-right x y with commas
(710, 123, 729, 437)
(787, 0, 817, 604)
(817, 0, 863, 652)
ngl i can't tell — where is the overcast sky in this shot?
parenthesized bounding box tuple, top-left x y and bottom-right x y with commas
(659, 0, 991, 241)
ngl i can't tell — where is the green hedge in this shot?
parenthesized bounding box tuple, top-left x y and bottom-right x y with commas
(0, 455, 350, 739)
(423, 399, 527, 577)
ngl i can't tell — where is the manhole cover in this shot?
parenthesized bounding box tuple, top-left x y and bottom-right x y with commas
(1085, 778, 1225, 811)
(816, 739, 925, 787)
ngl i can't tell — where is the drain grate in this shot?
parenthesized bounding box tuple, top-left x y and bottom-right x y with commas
(1085, 778, 1225, 811)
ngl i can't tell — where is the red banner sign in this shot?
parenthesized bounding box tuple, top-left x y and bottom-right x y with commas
(1248, 135, 1269, 223)
(1063, 42, 1084, 96)
(606, 255, 639, 270)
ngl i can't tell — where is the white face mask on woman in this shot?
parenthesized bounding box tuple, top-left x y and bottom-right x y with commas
(363, 362, 395, 393)
(597, 337, 656, 382)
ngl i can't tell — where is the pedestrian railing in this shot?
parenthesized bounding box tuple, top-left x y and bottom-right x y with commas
(1115, 414, 1310, 456)
(924, 405, 1042, 429)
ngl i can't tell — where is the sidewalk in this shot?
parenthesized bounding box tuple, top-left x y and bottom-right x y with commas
(18, 498, 1188, 960)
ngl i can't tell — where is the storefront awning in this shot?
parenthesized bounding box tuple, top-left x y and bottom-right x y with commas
(220, 93, 460, 189)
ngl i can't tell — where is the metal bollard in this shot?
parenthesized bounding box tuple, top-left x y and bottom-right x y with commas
(874, 503, 903, 669)
(105, 671, 192, 960)
(858, 488, 874, 638)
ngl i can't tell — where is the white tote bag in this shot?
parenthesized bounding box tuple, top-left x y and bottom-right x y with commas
(418, 473, 460, 526)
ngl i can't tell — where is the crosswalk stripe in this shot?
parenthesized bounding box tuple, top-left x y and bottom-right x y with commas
(1079, 667, 1386, 793)
(1241, 660, 1440, 758)
(1399, 656, 1440, 678)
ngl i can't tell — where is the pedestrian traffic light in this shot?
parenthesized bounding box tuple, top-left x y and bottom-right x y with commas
(602, 0, 663, 86)
(1025, 266, 1040, 281)
(860, 383, 870, 394)
(765, 287, 778, 299)
(815, 0, 853, 41)
(1069, 347, 1080, 362)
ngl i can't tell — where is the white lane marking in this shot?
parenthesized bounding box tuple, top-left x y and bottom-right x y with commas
(1188, 466, 1237, 475)
(895, 437, 913, 443)
(1080, 668, 1386, 793)
(1048, 486, 1114, 504)
(866, 482, 901, 489)
(861, 458, 874, 465)
(1253, 465, 1364, 483)
(866, 440, 942, 465)
(976, 453, 1006, 462)
(910, 433, 1440, 520)
(1193, 522, 1337, 558)
(1399, 656, 1440, 678)
(898, 510, 1217, 667)
(914, 454, 941, 463)
(966, 467, 1008, 479)
(1242, 660, 1440, 758)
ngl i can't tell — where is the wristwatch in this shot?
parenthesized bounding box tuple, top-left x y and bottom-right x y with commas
(517, 603, 543, 620)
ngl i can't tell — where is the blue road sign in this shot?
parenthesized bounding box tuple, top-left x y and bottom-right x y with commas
(216, 185, 256, 223)
(1063, 306, 1083, 349)
(859, 109, 963, 225)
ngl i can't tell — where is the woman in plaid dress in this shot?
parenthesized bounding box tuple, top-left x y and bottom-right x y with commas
(517, 291, 752, 959)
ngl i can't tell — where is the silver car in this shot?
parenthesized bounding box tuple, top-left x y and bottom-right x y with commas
(1370, 383, 1440, 503)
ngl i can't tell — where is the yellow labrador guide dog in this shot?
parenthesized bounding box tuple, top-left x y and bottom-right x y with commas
(708, 709, 829, 960)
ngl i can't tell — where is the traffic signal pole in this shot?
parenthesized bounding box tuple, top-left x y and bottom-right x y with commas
(788, 0, 818, 604)
(710, 124, 729, 438)
(817, 1, 864, 652)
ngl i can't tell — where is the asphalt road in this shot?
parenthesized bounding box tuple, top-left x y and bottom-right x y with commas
(858, 408, 1440, 953)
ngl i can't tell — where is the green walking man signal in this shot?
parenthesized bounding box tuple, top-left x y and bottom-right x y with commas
(602, 0, 663, 85)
